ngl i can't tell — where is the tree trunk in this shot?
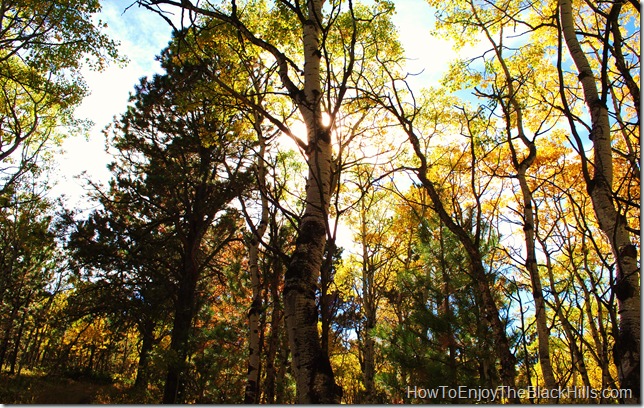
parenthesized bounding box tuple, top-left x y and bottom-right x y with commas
(9, 307, 27, 374)
(263, 224, 286, 404)
(415, 168, 518, 398)
(570, 246, 618, 397)
(0, 303, 18, 370)
(283, 0, 341, 403)
(284, 132, 339, 402)
(517, 174, 557, 396)
(263, 296, 283, 404)
(362, 324, 376, 403)
(319, 240, 337, 356)
(162, 250, 200, 404)
(472, 261, 518, 399)
(516, 288, 534, 403)
(540, 239, 593, 395)
(24, 325, 41, 369)
(275, 331, 291, 404)
(391, 71, 518, 399)
(135, 319, 156, 390)
(245, 136, 269, 404)
(359, 200, 376, 403)
(480, 10, 557, 393)
(559, 0, 640, 401)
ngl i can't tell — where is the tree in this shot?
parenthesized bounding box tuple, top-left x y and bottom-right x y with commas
(336, 170, 404, 403)
(0, 0, 119, 192)
(444, 2, 561, 394)
(557, 0, 639, 401)
(93, 41, 253, 403)
(0, 177, 58, 373)
(64, 197, 176, 390)
(247, 149, 304, 404)
(134, 0, 402, 401)
(362, 78, 520, 398)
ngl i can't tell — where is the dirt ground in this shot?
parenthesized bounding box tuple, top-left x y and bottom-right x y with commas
(32, 378, 111, 404)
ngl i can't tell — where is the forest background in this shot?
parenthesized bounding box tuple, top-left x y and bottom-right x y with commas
(0, 0, 639, 404)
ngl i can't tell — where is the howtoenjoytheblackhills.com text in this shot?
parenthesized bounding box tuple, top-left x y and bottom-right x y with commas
(406, 385, 632, 402)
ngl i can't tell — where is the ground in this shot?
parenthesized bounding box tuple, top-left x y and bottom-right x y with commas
(33, 378, 113, 404)
(0, 371, 126, 404)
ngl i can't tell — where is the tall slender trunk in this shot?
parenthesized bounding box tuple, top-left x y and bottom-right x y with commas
(245, 133, 269, 404)
(559, 0, 640, 401)
(0, 303, 18, 369)
(517, 173, 557, 396)
(471, 261, 517, 399)
(423, 168, 518, 396)
(539, 238, 593, 395)
(263, 294, 283, 404)
(9, 307, 27, 374)
(400, 120, 518, 400)
(476, 6, 557, 392)
(275, 332, 290, 404)
(516, 289, 534, 403)
(569, 245, 618, 395)
(24, 325, 41, 368)
(283, 0, 341, 403)
(263, 224, 286, 404)
(359, 198, 376, 403)
(319, 239, 337, 356)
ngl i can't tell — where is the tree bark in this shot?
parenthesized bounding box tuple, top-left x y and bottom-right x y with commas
(134, 318, 156, 390)
(282, 0, 341, 403)
(284, 120, 339, 403)
(162, 249, 200, 404)
(244, 131, 269, 404)
(559, 0, 640, 402)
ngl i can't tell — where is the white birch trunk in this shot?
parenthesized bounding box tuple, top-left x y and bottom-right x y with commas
(283, 0, 341, 402)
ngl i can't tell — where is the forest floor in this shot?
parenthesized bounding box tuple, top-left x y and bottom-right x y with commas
(0, 371, 127, 404)
(33, 378, 118, 404)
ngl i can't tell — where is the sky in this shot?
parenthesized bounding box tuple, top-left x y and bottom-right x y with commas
(50, 0, 460, 210)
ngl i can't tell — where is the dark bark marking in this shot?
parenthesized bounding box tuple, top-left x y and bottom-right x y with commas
(248, 296, 262, 318)
(614, 278, 634, 301)
(578, 70, 592, 81)
(295, 218, 326, 247)
(317, 128, 330, 143)
(619, 244, 637, 260)
(311, 353, 343, 403)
